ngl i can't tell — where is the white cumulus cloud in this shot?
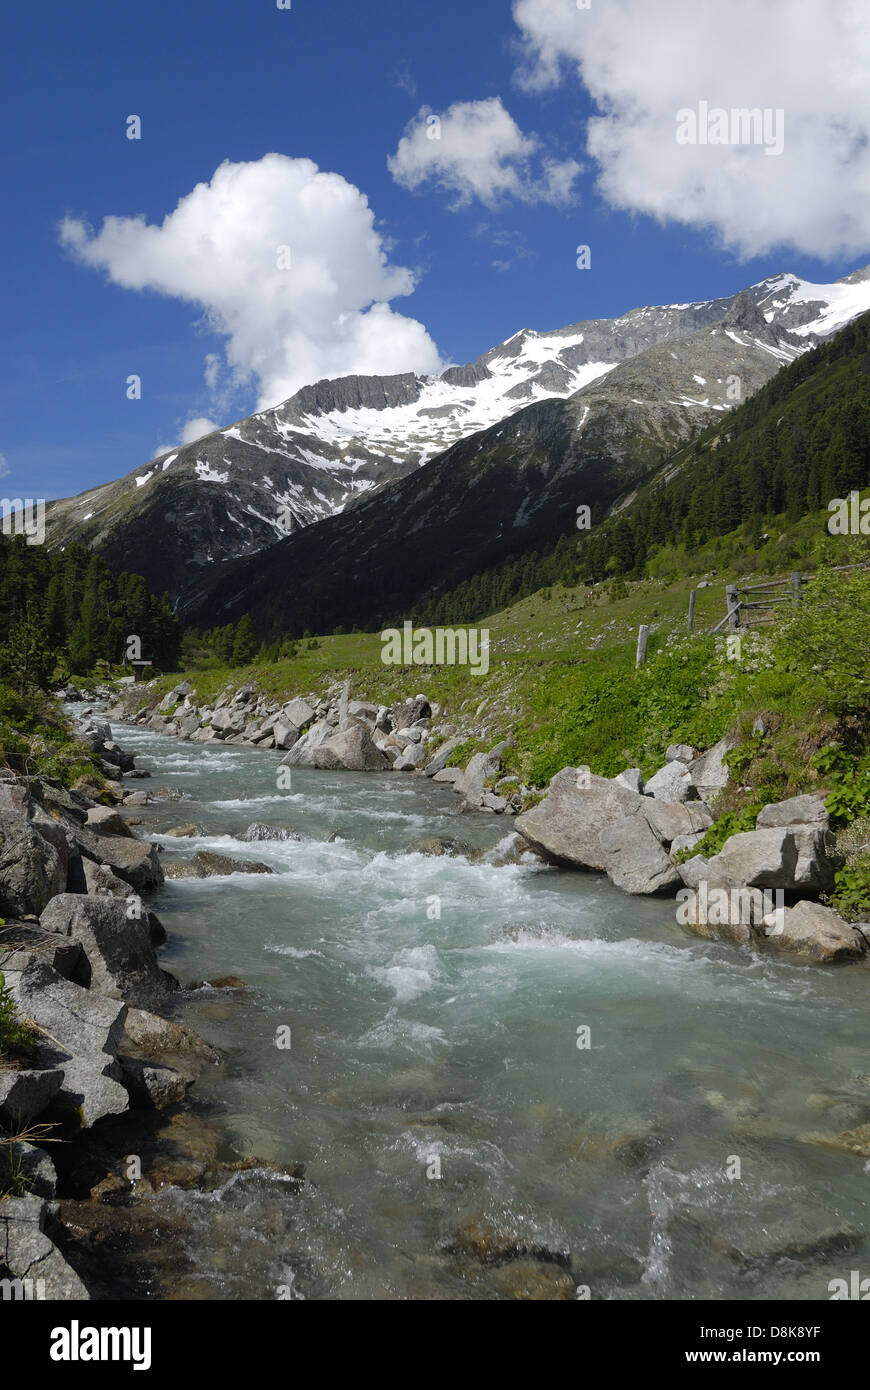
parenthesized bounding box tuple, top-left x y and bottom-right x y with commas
(59, 154, 443, 414)
(512, 0, 870, 259)
(388, 97, 581, 208)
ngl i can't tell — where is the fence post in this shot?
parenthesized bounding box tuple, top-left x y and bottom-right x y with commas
(687, 589, 696, 634)
(725, 584, 739, 631)
(636, 624, 649, 669)
(791, 571, 802, 602)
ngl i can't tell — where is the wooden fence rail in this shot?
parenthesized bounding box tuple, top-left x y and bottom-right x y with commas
(710, 560, 870, 634)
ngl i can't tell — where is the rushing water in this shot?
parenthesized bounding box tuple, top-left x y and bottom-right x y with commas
(96, 715, 869, 1300)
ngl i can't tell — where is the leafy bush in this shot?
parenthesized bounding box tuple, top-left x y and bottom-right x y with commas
(826, 853, 870, 921)
(678, 806, 764, 862)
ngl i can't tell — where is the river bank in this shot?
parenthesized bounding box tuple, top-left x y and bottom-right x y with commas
(50, 713, 870, 1297)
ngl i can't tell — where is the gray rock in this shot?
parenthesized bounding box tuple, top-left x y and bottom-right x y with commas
(597, 815, 682, 894)
(282, 719, 333, 766)
(756, 794, 830, 830)
(82, 859, 129, 896)
(707, 825, 833, 895)
(762, 900, 868, 963)
(39, 895, 178, 1009)
(0, 1194, 90, 1299)
(271, 718, 299, 751)
(670, 831, 706, 857)
(8, 960, 127, 1057)
(644, 761, 697, 803)
(85, 806, 134, 838)
(676, 854, 710, 890)
(0, 813, 65, 918)
(0, 924, 83, 979)
(122, 1007, 221, 1068)
(72, 825, 163, 891)
(393, 742, 428, 772)
(390, 696, 431, 731)
(0, 1066, 65, 1129)
(58, 1052, 130, 1126)
(686, 735, 735, 805)
(7, 1141, 57, 1199)
(171, 852, 274, 878)
(705, 828, 795, 891)
(313, 723, 392, 772)
(118, 1055, 194, 1109)
(432, 768, 463, 786)
(282, 697, 315, 731)
(665, 744, 696, 764)
(241, 823, 300, 842)
(614, 768, 644, 795)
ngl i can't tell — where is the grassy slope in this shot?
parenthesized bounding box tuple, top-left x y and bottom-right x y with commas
(149, 501, 863, 802)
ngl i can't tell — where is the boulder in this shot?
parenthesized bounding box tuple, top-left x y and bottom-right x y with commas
(39, 895, 178, 1008)
(686, 736, 735, 806)
(390, 696, 431, 731)
(82, 859, 130, 898)
(613, 768, 644, 795)
(271, 719, 299, 751)
(163, 824, 199, 838)
(666, 744, 696, 764)
(282, 698, 315, 731)
(8, 960, 127, 1057)
(122, 1007, 221, 1068)
(85, 806, 134, 838)
(170, 851, 274, 878)
(0, 1195, 90, 1299)
(0, 1066, 65, 1128)
(706, 826, 833, 895)
(597, 816, 682, 894)
(394, 743, 428, 772)
(6, 962, 130, 1126)
(422, 745, 464, 778)
(313, 722, 392, 772)
(762, 900, 868, 963)
(644, 761, 697, 803)
(7, 1141, 57, 1199)
(282, 719, 334, 767)
(516, 769, 709, 893)
(241, 823, 300, 842)
(0, 924, 83, 979)
(118, 1056, 194, 1109)
(177, 712, 201, 739)
(72, 825, 164, 892)
(455, 742, 511, 809)
(676, 854, 710, 890)
(756, 794, 830, 830)
(0, 813, 65, 918)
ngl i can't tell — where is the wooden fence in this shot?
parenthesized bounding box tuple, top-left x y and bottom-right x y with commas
(709, 560, 870, 634)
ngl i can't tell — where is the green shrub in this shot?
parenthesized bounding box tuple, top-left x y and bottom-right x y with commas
(826, 853, 870, 921)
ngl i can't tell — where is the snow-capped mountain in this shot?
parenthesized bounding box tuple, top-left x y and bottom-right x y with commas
(45, 264, 870, 603)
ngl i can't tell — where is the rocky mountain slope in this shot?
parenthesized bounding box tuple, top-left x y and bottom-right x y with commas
(178, 287, 844, 634)
(45, 266, 870, 605)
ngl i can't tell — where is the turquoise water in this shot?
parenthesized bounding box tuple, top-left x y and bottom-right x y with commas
(106, 718, 870, 1300)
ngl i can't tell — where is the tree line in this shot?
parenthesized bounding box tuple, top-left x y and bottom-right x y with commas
(0, 535, 181, 691)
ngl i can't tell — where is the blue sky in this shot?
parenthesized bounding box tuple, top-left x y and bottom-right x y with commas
(2, 0, 867, 500)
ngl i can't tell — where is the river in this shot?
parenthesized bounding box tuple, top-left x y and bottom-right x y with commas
(100, 715, 870, 1300)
